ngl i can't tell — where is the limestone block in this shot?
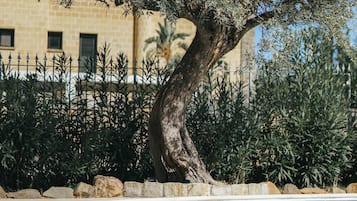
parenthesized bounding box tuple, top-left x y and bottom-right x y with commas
(124, 181, 143, 197)
(94, 175, 124, 197)
(0, 186, 6, 198)
(300, 187, 328, 194)
(248, 183, 262, 195)
(186, 183, 211, 196)
(164, 182, 186, 197)
(231, 184, 249, 195)
(211, 184, 232, 196)
(347, 183, 357, 193)
(73, 182, 96, 198)
(43, 186, 74, 198)
(143, 182, 164, 197)
(6, 189, 42, 199)
(282, 183, 301, 194)
(328, 187, 346, 194)
(265, 181, 281, 194)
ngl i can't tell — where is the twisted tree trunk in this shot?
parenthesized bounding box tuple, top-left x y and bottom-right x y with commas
(148, 23, 243, 183)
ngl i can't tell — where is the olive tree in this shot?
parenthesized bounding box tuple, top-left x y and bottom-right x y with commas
(62, 0, 354, 184)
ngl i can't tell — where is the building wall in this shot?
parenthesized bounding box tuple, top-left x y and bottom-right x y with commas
(0, 0, 254, 74)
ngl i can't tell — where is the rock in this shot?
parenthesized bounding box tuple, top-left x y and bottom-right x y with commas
(74, 182, 95, 198)
(265, 181, 281, 194)
(94, 175, 124, 197)
(300, 187, 328, 194)
(347, 183, 357, 193)
(124, 181, 143, 197)
(231, 184, 249, 195)
(0, 186, 6, 198)
(43, 186, 74, 198)
(163, 182, 186, 197)
(186, 183, 210, 196)
(282, 183, 301, 194)
(211, 184, 232, 196)
(6, 189, 42, 199)
(143, 182, 164, 197)
(327, 187, 346, 194)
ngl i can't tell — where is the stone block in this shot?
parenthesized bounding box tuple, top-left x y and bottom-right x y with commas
(211, 184, 232, 196)
(264, 181, 281, 194)
(6, 189, 42, 199)
(0, 186, 6, 198)
(248, 183, 262, 195)
(328, 187, 346, 194)
(73, 182, 95, 198)
(300, 187, 328, 194)
(143, 182, 164, 197)
(124, 181, 143, 197)
(94, 175, 123, 197)
(186, 183, 210, 196)
(282, 183, 301, 194)
(231, 184, 249, 195)
(347, 183, 357, 193)
(43, 186, 74, 198)
(164, 182, 186, 197)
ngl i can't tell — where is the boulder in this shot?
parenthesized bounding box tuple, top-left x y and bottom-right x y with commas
(347, 183, 357, 193)
(94, 175, 124, 197)
(282, 183, 301, 194)
(300, 187, 328, 194)
(73, 182, 96, 198)
(0, 186, 6, 198)
(43, 186, 74, 198)
(6, 189, 42, 199)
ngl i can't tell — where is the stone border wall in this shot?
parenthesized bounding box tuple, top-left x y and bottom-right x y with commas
(124, 182, 272, 198)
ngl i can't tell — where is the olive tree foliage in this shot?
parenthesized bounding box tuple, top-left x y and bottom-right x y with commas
(61, 0, 354, 184)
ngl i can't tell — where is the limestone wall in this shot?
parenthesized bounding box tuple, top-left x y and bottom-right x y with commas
(0, 0, 255, 74)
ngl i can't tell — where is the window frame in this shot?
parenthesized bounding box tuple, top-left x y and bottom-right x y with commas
(47, 31, 63, 50)
(79, 33, 98, 73)
(0, 28, 15, 48)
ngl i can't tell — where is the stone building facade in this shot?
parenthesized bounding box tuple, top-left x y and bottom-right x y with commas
(0, 0, 254, 75)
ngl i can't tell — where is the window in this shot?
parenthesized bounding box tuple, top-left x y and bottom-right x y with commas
(48, 32, 63, 50)
(0, 29, 15, 47)
(79, 34, 97, 73)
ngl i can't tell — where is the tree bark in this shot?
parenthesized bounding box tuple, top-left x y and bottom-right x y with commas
(148, 23, 242, 183)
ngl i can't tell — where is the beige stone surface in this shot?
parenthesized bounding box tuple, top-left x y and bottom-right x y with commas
(73, 182, 95, 198)
(328, 187, 346, 194)
(282, 183, 301, 194)
(300, 187, 328, 194)
(211, 184, 232, 196)
(124, 181, 143, 197)
(248, 183, 262, 195)
(265, 181, 281, 194)
(6, 189, 42, 199)
(186, 183, 210, 196)
(0, 186, 6, 198)
(94, 175, 123, 197)
(231, 184, 249, 195)
(43, 186, 74, 198)
(163, 182, 186, 197)
(0, 0, 254, 82)
(142, 182, 164, 197)
(347, 183, 357, 193)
